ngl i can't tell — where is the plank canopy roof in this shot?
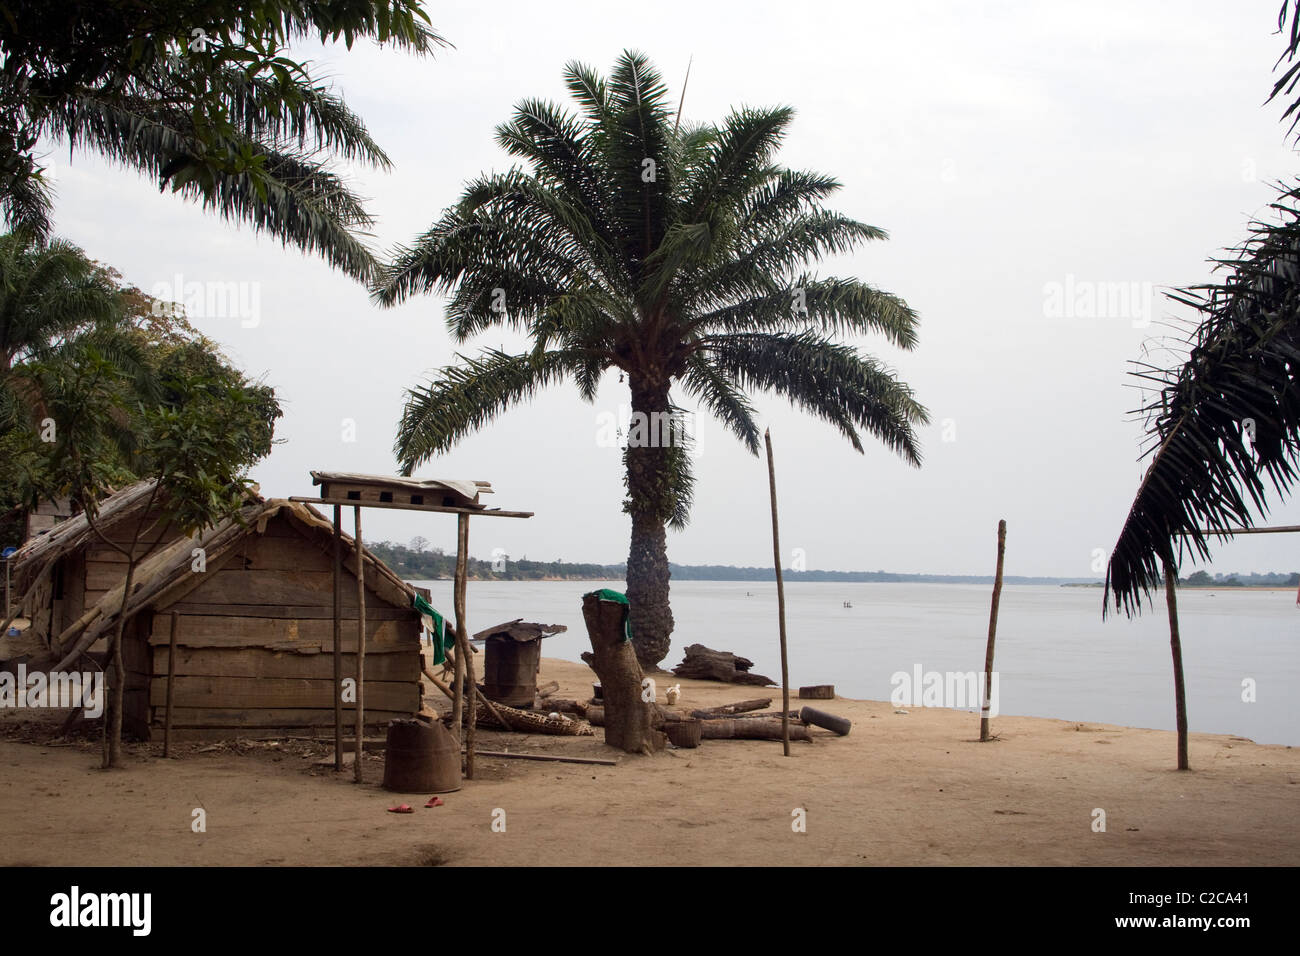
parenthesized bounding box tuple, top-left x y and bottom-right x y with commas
(310, 471, 491, 509)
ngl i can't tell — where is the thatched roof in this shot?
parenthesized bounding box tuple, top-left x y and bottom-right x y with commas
(9, 480, 159, 594)
(27, 485, 418, 672)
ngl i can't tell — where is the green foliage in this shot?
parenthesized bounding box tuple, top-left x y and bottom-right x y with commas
(1105, 184, 1300, 617)
(0, 231, 281, 539)
(1106, 15, 1300, 618)
(378, 50, 928, 508)
(0, 0, 446, 276)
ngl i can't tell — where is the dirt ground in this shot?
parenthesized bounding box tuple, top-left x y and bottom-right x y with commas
(1, 657, 1297, 866)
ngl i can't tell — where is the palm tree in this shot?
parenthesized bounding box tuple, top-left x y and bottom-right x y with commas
(375, 52, 928, 668)
(0, 233, 120, 375)
(2, 1, 447, 277)
(1106, 3, 1300, 766)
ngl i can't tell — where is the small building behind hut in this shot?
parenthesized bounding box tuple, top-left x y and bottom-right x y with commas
(7, 481, 426, 740)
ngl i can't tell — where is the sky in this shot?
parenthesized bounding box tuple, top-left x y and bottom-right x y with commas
(36, 0, 1300, 578)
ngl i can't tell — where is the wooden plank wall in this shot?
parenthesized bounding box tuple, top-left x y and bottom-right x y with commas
(144, 514, 422, 738)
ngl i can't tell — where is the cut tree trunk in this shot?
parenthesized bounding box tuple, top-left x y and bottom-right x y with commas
(580, 592, 665, 754)
(671, 644, 774, 685)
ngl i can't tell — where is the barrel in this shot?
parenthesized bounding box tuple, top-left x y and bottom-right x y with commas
(483, 637, 542, 709)
(382, 718, 461, 793)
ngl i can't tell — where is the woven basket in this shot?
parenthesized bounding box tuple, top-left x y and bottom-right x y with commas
(664, 718, 702, 748)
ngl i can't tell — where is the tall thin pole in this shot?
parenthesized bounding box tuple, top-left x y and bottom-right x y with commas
(332, 504, 343, 772)
(980, 520, 1006, 742)
(1163, 559, 1189, 770)
(455, 512, 475, 779)
(353, 506, 366, 784)
(764, 429, 791, 757)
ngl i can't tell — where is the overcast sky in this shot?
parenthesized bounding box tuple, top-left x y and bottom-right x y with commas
(38, 0, 1300, 578)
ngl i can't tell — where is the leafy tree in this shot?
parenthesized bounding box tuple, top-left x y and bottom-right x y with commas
(376, 51, 927, 668)
(0, 0, 446, 276)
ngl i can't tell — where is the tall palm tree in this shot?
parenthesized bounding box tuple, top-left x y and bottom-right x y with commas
(376, 52, 928, 668)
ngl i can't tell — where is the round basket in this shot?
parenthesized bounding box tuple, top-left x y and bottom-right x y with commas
(664, 718, 702, 749)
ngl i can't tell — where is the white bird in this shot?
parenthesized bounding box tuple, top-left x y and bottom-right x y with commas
(665, 684, 681, 705)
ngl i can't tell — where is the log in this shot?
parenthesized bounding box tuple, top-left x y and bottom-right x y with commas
(540, 698, 586, 716)
(693, 709, 800, 721)
(799, 685, 835, 700)
(700, 718, 811, 741)
(799, 705, 851, 736)
(671, 644, 774, 686)
(691, 697, 771, 717)
(580, 593, 664, 754)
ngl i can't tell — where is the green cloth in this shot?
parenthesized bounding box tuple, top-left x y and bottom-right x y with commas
(586, 588, 633, 643)
(413, 594, 453, 665)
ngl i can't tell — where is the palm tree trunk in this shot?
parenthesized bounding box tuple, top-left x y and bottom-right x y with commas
(624, 375, 675, 670)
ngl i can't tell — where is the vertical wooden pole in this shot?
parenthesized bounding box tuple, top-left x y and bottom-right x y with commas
(163, 611, 179, 757)
(1163, 559, 1189, 771)
(455, 512, 475, 779)
(980, 520, 1006, 742)
(450, 549, 465, 740)
(764, 429, 791, 757)
(332, 504, 343, 772)
(353, 506, 366, 784)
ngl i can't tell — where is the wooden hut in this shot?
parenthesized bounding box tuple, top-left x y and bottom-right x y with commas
(7, 481, 425, 740)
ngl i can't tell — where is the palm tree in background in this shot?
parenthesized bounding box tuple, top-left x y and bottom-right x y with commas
(376, 52, 928, 668)
(1, 1, 447, 278)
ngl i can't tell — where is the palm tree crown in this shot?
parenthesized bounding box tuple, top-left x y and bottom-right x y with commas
(376, 51, 928, 666)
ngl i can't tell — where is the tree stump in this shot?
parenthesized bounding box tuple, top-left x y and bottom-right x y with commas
(580, 592, 665, 754)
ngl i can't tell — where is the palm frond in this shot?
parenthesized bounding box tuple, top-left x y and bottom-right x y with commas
(1106, 180, 1300, 617)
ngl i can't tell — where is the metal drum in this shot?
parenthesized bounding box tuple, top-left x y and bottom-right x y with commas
(483, 637, 541, 708)
(382, 718, 461, 793)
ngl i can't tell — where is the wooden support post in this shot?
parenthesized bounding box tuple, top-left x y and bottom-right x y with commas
(332, 504, 343, 773)
(980, 519, 1006, 742)
(454, 512, 475, 779)
(353, 506, 366, 784)
(163, 611, 179, 757)
(1163, 559, 1189, 771)
(764, 429, 791, 757)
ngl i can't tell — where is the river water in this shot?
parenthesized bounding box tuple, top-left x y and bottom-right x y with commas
(410, 579, 1299, 745)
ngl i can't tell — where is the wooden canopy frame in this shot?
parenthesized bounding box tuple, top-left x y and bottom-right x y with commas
(290, 476, 532, 783)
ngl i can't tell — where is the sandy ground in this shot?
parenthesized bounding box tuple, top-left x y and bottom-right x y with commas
(1, 657, 1297, 866)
